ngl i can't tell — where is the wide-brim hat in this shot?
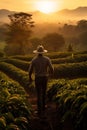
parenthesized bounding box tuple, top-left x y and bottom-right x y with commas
(33, 45, 47, 54)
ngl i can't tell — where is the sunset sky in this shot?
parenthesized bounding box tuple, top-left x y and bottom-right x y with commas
(0, 0, 87, 13)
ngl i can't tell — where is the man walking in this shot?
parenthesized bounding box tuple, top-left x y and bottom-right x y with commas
(29, 45, 54, 117)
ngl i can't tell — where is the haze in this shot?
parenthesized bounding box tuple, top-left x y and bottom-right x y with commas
(0, 0, 87, 13)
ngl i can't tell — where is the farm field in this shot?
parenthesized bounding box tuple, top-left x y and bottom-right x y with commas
(0, 51, 87, 130)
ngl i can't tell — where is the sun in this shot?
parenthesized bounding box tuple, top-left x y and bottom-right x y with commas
(35, 1, 59, 14)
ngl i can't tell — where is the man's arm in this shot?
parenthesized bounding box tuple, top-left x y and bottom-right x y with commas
(28, 62, 33, 82)
(48, 59, 54, 77)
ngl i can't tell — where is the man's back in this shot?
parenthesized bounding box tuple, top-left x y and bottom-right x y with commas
(30, 55, 53, 77)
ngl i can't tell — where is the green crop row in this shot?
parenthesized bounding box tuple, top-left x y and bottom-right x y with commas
(10, 52, 71, 61)
(0, 71, 26, 96)
(0, 62, 28, 87)
(10, 51, 87, 62)
(53, 61, 87, 79)
(0, 62, 35, 93)
(10, 54, 34, 61)
(0, 60, 87, 84)
(46, 52, 72, 59)
(47, 78, 87, 130)
(9, 52, 72, 62)
(51, 54, 87, 64)
(3, 58, 30, 71)
(4, 54, 87, 72)
(0, 71, 32, 130)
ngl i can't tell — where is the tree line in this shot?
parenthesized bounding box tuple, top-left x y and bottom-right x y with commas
(59, 20, 87, 50)
(0, 12, 87, 55)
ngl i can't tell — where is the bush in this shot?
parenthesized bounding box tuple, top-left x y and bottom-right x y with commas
(0, 51, 5, 57)
(47, 79, 87, 130)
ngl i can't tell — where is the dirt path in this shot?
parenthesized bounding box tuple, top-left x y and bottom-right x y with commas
(28, 94, 74, 130)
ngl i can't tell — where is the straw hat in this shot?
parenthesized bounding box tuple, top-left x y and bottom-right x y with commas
(33, 45, 47, 54)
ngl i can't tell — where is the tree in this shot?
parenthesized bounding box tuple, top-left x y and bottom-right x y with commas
(61, 24, 75, 36)
(67, 43, 73, 52)
(0, 24, 7, 42)
(30, 37, 42, 50)
(76, 20, 87, 33)
(5, 12, 34, 55)
(79, 31, 87, 50)
(42, 33, 65, 51)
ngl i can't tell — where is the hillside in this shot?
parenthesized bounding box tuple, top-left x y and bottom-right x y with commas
(0, 6, 87, 24)
(0, 9, 15, 23)
(58, 7, 87, 16)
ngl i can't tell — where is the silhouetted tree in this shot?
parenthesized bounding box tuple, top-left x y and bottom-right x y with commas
(42, 33, 65, 51)
(30, 37, 42, 50)
(67, 43, 73, 52)
(0, 24, 7, 42)
(59, 20, 87, 51)
(76, 20, 87, 32)
(5, 12, 34, 55)
(60, 24, 76, 36)
(79, 31, 87, 50)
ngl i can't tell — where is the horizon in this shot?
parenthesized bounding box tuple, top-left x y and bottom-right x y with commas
(0, 0, 87, 14)
(0, 6, 87, 14)
(0, 6, 87, 25)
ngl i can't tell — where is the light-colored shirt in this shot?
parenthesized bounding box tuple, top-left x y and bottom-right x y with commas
(29, 55, 53, 77)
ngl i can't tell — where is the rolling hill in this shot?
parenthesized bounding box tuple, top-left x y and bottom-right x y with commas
(0, 6, 87, 24)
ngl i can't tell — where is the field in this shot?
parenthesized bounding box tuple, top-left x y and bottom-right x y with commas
(0, 51, 87, 130)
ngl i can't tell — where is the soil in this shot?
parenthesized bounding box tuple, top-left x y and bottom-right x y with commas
(28, 94, 74, 130)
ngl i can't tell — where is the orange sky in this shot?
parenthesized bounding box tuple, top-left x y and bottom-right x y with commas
(0, 0, 87, 12)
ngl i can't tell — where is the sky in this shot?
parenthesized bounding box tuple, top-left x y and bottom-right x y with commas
(0, 0, 87, 13)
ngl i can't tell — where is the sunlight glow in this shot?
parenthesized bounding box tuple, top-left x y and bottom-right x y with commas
(35, 1, 60, 14)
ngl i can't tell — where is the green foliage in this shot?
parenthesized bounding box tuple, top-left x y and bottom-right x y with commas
(6, 124, 20, 130)
(0, 50, 5, 57)
(14, 117, 29, 129)
(67, 43, 73, 52)
(0, 62, 29, 87)
(0, 117, 6, 129)
(0, 50, 87, 130)
(3, 58, 30, 71)
(5, 12, 34, 55)
(1, 51, 87, 80)
(79, 31, 87, 49)
(11, 54, 33, 61)
(47, 79, 87, 130)
(0, 72, 32, 129)
(30, 37, 42, 50)
(80, 102, 87, 115)
(43, 32, 65, 51)
(46, 51, 72, 59)
(54, 61, 87, 78)
(4, 112, 14, 124)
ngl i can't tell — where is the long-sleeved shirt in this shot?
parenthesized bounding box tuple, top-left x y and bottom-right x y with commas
(29, 55, 53, 78)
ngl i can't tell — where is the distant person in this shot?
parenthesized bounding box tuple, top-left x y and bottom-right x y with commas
(29, 45, 54, 117)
